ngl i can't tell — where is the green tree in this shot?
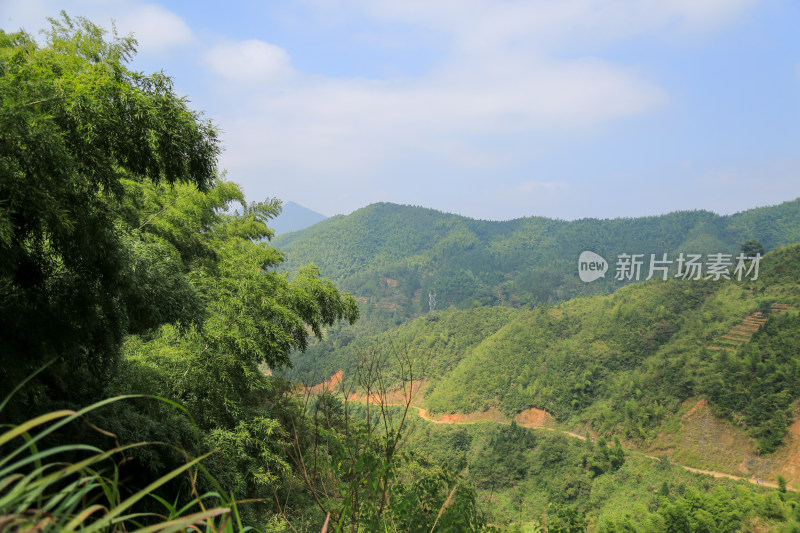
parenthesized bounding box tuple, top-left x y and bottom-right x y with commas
(741, 240, 764, 256)
(0, 14, 219, 410)
(0, 15, 362, 527)
(103, 179, 359, 524)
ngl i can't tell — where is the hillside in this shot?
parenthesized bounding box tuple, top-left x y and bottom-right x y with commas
(401, 407, 796, 530)
(287, 244, 800, 487)
(274, 198, 800, 316)
(9, 15, 800, 532)
(277, 202, 800, 527)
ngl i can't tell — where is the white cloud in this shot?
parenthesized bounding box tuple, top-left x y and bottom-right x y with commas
(662, 0, 761, 31)
(315, 0, 761, 48)
(215, 48, 666, 191)
(1, 0, 769, 218)
(114, 4, 193, 54)
(206, 39, 294, 83)
(0, 1, 192, 54)
(214, 0, 765, 211)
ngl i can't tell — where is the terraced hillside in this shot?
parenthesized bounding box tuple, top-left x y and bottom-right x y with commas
(708, 309, 769, 352)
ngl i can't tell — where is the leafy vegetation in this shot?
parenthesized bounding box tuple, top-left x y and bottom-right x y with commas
(0, 381, 237, 532)
(287, 305, 517, 387)
(0, 15, 504, 532)
(401, 409, 800, 531)
(0, 14, 219, 410)
(705, 311, 800, 453)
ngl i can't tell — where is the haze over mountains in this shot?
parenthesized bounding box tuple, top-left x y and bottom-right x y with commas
(270, 201, 327, 235)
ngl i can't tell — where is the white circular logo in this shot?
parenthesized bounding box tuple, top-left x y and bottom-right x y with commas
(578, 251, 608, 282)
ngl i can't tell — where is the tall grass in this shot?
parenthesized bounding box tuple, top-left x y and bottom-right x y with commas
(0, 366, 256, 532)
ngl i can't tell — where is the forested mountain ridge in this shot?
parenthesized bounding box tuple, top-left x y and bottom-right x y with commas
(274, 198, 800, 314)
(277, 204, 800, 527)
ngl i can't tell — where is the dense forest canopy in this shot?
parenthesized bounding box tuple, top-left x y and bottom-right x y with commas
(0, 14, 219, 404)
(0, 14, 360, 410)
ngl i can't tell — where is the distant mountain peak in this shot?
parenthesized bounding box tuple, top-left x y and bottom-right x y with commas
(271, 201, 327, 235)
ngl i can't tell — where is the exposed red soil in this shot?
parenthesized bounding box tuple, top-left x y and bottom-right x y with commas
(307, 373, 797, 491)
(307, 370, 343, 394)
(381, 277, 398, 288)
(409, 405, 562, 432)
(435, 407, 508, 424)
(683, 398, 708, 419)
(515, 407, 556, 428)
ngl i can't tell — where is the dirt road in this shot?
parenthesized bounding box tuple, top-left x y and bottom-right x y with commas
(312, 372, 793, 492)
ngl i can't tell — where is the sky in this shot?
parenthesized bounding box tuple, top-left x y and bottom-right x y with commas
(2, 0, 799, 221)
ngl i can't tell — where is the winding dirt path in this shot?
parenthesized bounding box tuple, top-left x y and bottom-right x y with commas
(409, 405, 588, 440)
(408, 404, 789, 490)
(309, 372, 793, 492)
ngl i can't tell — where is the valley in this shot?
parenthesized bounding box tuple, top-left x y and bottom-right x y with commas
(278, 204, 800, 529)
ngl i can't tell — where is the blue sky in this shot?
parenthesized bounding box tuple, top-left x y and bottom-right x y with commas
(2, 0, 799, 220)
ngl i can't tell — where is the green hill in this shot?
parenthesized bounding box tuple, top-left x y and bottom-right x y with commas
(287, 244, 800, 459)
(277, 202, 800, 526)
(275, 198, 800, 315)
(280, 199, 800, 453)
